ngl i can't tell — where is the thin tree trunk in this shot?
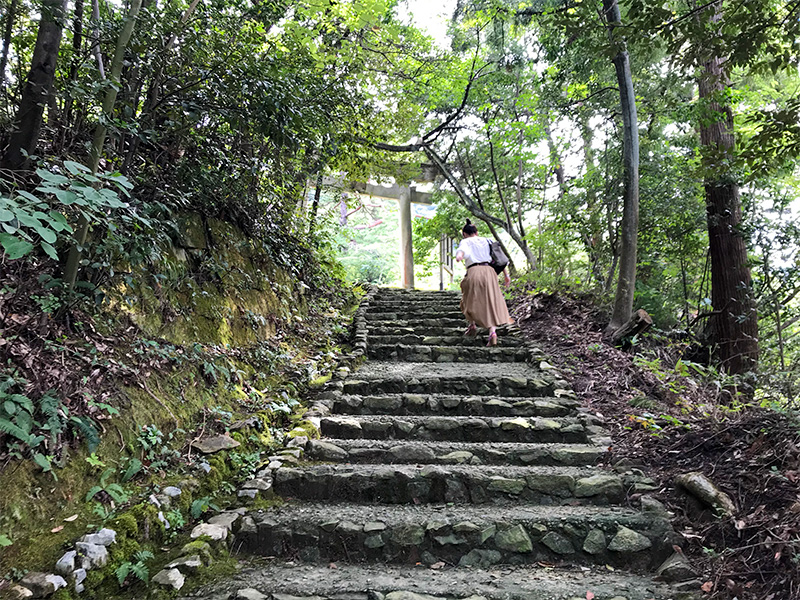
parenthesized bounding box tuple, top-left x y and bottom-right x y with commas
(308, 171, 323, 233)
(64, 0, 143, 289)
(697, 10, 758, 374)
(603, 0, 640, 333)
(2, 0, 69, 170)
(60, 0, 84, 149)
(0, 0, 19, 93)
(578, 113, 606, 289)
(425, 145, 538, 269)
(90, 0, 105, 78)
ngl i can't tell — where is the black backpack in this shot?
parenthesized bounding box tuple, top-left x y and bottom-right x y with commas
(487, 239, 509, 274)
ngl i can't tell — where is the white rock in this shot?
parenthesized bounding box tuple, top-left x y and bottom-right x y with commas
(235, 589, 268, 600)
(158, 510, 171, 529)
(152, 568, 185, 590)
(190, 523, 228, 541)
(75, 542, 109, 569)
(8, 584, 33, 599)
(166, 555, 203, 570)
(71, 568, 87, 594)
(163, 486, 182, 497)
(78, 528, 116, 546)
(55, 550, 77, 575)
(286, 435, 308, 449)
(237, 489, 258, 499)
(208, 511, 241, 532)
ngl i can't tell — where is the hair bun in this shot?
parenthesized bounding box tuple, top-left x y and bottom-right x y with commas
(466, 219, 472, 225)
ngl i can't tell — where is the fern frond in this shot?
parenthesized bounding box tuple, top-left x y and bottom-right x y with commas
(70, 416, 100, 452)
(0, 418, 31, 443)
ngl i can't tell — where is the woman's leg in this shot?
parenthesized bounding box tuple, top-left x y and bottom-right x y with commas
(487, 325, 497, 346)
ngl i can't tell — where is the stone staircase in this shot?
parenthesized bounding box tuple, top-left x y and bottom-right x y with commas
(187, 288, 694, 600)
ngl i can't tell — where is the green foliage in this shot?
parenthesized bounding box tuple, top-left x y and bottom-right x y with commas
(0, 162, 134, 262)
(86, 468, 131, 504)
(135, 425, 183, 472)
(115, 550, 154, 586)
(190, 496, 219, 520)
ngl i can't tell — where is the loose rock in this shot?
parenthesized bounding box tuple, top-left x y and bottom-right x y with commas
(190, 523, 228, 541)
(75, 542, 109, 569)
(78, 528, 116, 546)
(152, 568, 185, 590)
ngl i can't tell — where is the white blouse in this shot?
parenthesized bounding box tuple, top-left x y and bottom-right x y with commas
(456, 236, 492, 267)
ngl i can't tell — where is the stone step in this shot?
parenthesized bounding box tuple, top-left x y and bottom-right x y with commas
(273, 464, 625, 505)
(368, 334, 528, 348)
(368, 325, 520, 338)
(182, 563, 693, 600)
(367, 311, 466, 321)
(377, 290, 461, 298)
(368, 344, 531, 363)
(319, 415, 590, 443)
(333, 394, 579, 417)
(307, 439, 606, 467)
(341, 362, 563, 398)
(367, 318, 470, 328)
(367, 297, 461, 311)
(235, 503, 675, 569)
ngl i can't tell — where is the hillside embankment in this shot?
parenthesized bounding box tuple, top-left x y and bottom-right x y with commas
(0, 214, 358, 598)
(510, 291, 800, 600)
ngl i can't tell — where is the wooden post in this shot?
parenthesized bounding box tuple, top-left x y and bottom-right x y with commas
(399, 187, 414, 290)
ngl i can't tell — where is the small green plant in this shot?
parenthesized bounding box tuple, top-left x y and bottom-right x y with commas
(85, 453, 106, 468)
(190, 496, 219, 519)
(0, 534, 12, 547)
(115, 550, 154, 586)
(135, 424, 183, 472)
(86, 468, 130, 504)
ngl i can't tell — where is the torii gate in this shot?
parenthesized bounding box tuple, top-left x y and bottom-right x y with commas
(324, 178, 435, 290)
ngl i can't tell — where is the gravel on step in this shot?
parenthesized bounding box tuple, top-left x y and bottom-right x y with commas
(181, 561, 693, 600)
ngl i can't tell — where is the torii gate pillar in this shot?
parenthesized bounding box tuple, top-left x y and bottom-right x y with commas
(399, 186, 414, 289)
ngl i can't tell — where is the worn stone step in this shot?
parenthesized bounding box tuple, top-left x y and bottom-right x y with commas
(308, 439, 606, 467)
(367, 318, 471, 329)
(367, 310, 467, 321)
(341, 362, 563, 398)
(182, 563, 693, 600)
(274, 464, 625, 505)
(378, 290, 461, 298)
(333, 393, 579, 417)
(368, 325, 520, 338)
(368, 344, 531, 363)
(368, 334, 528, 348)
(319, 415, 590, 443)
(235, 503, 676, 569)
(371, 301, 461, 309)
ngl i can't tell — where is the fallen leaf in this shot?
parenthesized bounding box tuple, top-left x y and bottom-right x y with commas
(50, 525, 64, 533)
(64, 514, 78, 522)
(430, 562, 445, 570)
(701, 581, 713, 593)
(586, 592, 595, 600)
(328, 563, 337, 569)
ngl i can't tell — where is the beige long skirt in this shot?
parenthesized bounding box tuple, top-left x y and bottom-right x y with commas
(460, 265, 512, 329)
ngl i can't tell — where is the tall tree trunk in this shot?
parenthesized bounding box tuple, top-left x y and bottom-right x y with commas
(64, 0, 143, 289)
(2, 0, 68, 170)
(603, 0, 640, 333)
(697, 7, 758, 375)
(0, 0, 19, 93)
(59, 0, 84, 150)
(577, 112, 606, 289)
